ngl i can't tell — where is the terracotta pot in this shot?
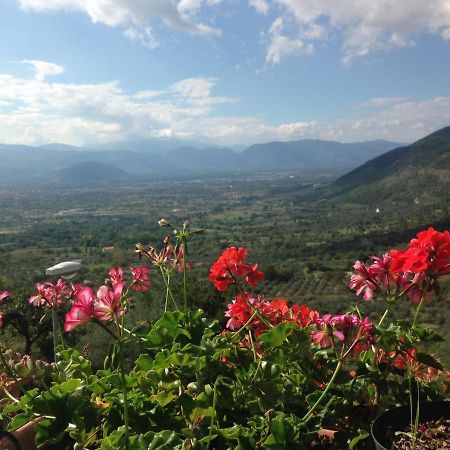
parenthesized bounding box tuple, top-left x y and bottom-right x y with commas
(12, 417, 44, 450)
(318, 429, 337, 439)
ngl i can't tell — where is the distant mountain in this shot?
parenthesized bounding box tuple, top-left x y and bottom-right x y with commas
(239, 139, 400, 171)
(50, 161, 129, 185)
(0, 138, 401, 186)
(333, 125, 450, 203)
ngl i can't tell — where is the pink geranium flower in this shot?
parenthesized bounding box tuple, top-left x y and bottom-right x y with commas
(130, 265, 150, 292)
(0, 291, 11, 302)
(94, 283, 124, 322)
(108, 267, 124, 286)
(64, 286, 95, 332)
(349, 261, 378, 301)
(29, 279, 67, 308)
(311, 314, 345, 349)
(368, 254, 397, 289)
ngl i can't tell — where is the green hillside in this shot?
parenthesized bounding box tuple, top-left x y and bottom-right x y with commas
(333, 126, 450, 205)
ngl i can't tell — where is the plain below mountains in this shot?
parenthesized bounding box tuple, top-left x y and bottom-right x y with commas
(0, 138, 400, 186)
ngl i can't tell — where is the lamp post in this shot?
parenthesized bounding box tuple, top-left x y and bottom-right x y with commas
(45, 261, 81, 361)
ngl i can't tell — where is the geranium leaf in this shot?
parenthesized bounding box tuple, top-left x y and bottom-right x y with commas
(259, 322, 296, 348)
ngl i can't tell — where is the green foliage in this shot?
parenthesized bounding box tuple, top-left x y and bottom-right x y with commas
(2, 308, 448, 449)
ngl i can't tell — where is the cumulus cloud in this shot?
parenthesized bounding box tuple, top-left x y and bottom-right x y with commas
(123, 26, 159, 49)
(266, 17, 313, 64)
(259, 0, 450, 64)
(170, 77, 237, 107)
(0, 62, 448, 146)
(22, 59, 64, 81)
(249, 0, 269, 15)
(18, 0, 221, 46)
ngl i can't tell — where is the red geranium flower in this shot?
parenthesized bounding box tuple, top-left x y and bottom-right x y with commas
(209, 247, 264, 292)
(390, 228, 450, 276)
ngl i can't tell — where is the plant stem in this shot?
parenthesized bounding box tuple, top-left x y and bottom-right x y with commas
(52, 308, 58, 362)
(378, 306, 391, 327)
(182, 237, 188, 312)
(302, 360, 343, 424)
(119, 325, 147, 342)
(230, 310, 258, 338)
(118, 338, 130, 450)
(94, 318, 119, 341)
(412, 296, 425, 328)
(159, 267, 179, 311)
(248, 331, 258, 362)
(164, 273, 170, 313)
(206, 378, 219, 450)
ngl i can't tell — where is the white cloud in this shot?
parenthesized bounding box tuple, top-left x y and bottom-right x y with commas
(257, 0, 450, 64)
(22, 59, 64, 81)
(123, 26, 159, 49)
(0, 63, 448, 146)
(18, 0, 222, 46)
(442, 28, 450, 41)
(249, 0, 269, 15)
(170, 77, 237, 107)
(266, 17, 313, 64)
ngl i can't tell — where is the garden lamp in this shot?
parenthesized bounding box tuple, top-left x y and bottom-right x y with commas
(45, 260, 81, 361)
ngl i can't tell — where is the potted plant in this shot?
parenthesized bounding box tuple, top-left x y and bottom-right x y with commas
(0, 224, 448, 449)
(372, 401, 450, 450)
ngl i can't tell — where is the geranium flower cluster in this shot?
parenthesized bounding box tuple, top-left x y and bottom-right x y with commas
(135, 235, 189, 274)
(24, 266, 150, 332)
(390, 348, 450, 385)
(390, 227, 450, 276)
(349, 227, 450, 304)
(311, 314, 374, 357)
(28, 279, 68, 309)
(225, 293, 317, 335)
(209, 247, 264, 292)
(64, 265, 150, 332)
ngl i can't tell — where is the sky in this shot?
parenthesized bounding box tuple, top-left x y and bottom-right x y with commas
(1, 0, 450, 147)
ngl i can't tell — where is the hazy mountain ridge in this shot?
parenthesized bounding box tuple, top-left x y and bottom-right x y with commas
(332, 125, 450, 204)
(50, 161, 130, 185)
(0, 138, 401, 186)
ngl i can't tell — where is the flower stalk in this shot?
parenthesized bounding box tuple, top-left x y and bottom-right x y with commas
(302, 360, 343, 424)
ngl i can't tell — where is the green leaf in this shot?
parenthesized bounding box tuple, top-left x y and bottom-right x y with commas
(259, 322, 296, 348)
(8, 412, 35, 431)
(349, 431, 369, 449)
(135, 354, 153, 371)
(416, 352, 444, 371)
(414, 327, 444, 343)
(154, 390, 177, 407)
(35, 419, 68, 447)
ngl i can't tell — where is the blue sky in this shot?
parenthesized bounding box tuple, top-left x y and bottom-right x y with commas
(1, 0, 450, 147)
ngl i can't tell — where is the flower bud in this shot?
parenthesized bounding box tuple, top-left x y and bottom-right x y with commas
(26, 357, 35, 372)
(158, 218, 171, 227)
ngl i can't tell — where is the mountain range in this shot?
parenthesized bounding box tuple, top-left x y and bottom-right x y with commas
(0, 138, 400, 186)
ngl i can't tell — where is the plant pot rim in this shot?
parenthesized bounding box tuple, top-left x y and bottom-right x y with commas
(371, 400, 450, 450)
